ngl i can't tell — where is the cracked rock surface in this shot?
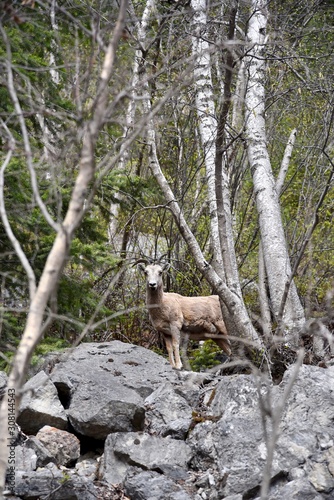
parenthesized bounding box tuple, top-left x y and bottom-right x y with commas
(2, 341, 334, 499)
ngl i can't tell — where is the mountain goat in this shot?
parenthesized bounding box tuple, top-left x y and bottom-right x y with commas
(137, 260, 231, 369)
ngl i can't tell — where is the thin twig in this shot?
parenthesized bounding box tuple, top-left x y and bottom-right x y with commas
(0, 121, 36, 299)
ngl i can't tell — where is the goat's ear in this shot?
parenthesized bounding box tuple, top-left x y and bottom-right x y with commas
(162, 263, 170, 272)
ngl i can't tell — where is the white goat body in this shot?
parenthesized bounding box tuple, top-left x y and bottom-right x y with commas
(139, 262, 231, 369)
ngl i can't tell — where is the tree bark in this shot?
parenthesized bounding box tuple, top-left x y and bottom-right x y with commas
(214, 1, 242, 296)
(244, 0, 305, 340)
(190, 0, 224, 277)
(258, 129, 297, 338)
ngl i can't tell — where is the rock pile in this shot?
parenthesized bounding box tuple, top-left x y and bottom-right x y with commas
(1, 340, 334, 499)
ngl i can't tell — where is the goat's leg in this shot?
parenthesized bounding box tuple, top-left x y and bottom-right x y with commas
(214, 319, 231, 355)
(170, 326, 182, 370)
(214, 319, 228, 336)
(214, 337, 232, 356)
(164, 335, 176, 368)
(180, 334, 191, 371)
(172, 338, 182, 370)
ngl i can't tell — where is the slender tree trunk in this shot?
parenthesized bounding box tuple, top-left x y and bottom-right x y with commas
(36, 0, 60, 163)
(259, 129, 298, 338)
(244, 0, 305, 340)
(214, 1, 242, 297)
(231, 58, 246, 133)
(191, 0, 225, 277)
(276, 128, 297, 195)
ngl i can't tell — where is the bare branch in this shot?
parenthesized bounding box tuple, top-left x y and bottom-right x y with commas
(276, 128, 297, 196)
(0, 121, 36, 299)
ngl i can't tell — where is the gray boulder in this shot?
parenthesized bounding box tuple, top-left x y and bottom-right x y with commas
(25, 436, 57, 468)
(14, 463, 98, 500)
(188, 364, 334, 498)
(189, 373, 265, 496)
(50, 341, 180, 439)
(124, 470, 194, 500)
(145, 382, 193, 439)
(100, 431, 193, 484)
(75, 452, 99, 480)
(14, 445, 37, 472)
(17, 370, 68, 434)
(262, 477, 323, 499)
(67, 379, 145, 439)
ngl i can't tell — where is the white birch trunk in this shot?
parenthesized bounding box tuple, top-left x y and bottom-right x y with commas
(35, 0, 60, 162)
(191, 0, 224, 275)
(49, 0, 60, 85)
(258, 129, 298, 337)
(231, 58, 246, 133)
(244, 0, 305, 339)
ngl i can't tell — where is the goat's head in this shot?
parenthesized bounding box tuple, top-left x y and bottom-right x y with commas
(137, 261, 170, 291)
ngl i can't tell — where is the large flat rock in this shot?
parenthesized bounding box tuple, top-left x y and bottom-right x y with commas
(50, 341, 180, 439)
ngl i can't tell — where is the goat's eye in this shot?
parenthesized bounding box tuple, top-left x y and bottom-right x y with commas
(144, 270, 148, 275)
(158, 271, 162, 276)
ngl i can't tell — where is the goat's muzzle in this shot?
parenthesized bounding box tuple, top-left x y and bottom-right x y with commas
(149, 282, 157, 290)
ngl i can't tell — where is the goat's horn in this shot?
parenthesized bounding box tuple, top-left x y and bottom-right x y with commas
(132, 258, 149, 267)
(157, 253, 168, 263)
